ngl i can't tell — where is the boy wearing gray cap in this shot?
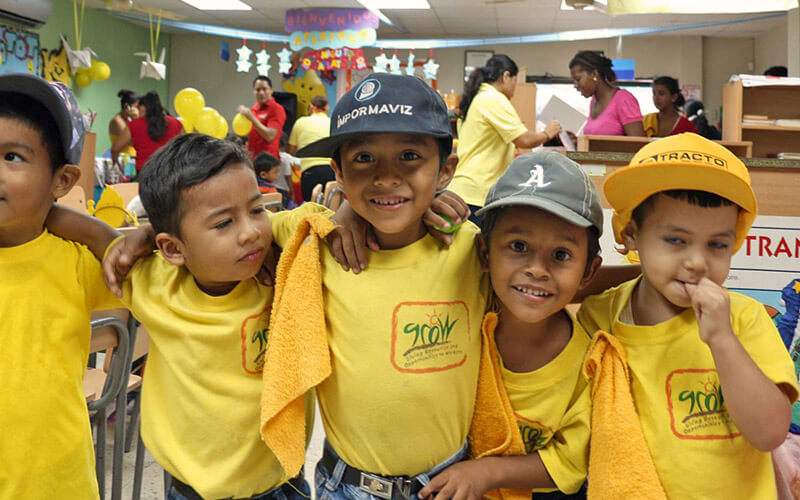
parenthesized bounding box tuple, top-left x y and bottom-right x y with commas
(419, 151, 603, 500)
(0, 73, 118, 498)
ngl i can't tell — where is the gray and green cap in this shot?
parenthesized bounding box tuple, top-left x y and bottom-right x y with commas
(477, 150, 603, 235)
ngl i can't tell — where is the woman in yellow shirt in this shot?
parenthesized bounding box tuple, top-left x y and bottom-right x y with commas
(108, 89, 139, 158)
(450, 54, 561, 223)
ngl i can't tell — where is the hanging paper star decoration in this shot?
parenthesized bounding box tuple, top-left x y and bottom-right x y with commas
(388, 53, 402, 75)
(277, 47, 293, 74)
(256, 49, 271, 76)
(236, 42, 253, 73)
(405, 51, 416, 76)
(422, 58, 439, 80)
(373, 52, 390, 73)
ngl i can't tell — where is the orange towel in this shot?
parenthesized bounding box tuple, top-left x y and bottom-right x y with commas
(260, 214, 335, 478)
(469, 312, 531, 500)
(582, 331, 667, 500)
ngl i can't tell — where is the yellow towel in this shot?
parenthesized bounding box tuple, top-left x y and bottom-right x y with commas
(582, 331, 667, 500)
(260, 214, 335, 478)
(469, 312, 530, 500)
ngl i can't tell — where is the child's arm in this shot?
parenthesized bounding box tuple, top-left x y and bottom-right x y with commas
(687, 278, 792, 451)
(45, 205, 121, 261)
(418, 454, 555, 500)
(102, 225, 156, 297)
(573, 264, 641, 302)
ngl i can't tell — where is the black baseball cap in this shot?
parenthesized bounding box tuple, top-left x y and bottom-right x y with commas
(296, 73, 452, 158)
(0, 73, 87, 165)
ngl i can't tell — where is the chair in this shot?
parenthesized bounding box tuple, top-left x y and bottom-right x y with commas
(124, 323, 152, 500)
(261, 192, 283, 212)
(85, 315, 131, 500)
(323, 181, 345, 211)
(58, 185, 87, 211)
(310, 183, 325, 205)
(108, 182, 139, 208)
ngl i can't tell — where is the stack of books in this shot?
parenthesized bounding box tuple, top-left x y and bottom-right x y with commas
(742, 114, 775, 125)
(777, 152, 800, 160)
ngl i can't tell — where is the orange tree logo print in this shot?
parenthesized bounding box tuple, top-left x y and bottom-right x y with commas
(391, 301, 470, 373)
(667, 369, 739, 440)
(515, 414, 553, 453)
(240, 308, 271, 374)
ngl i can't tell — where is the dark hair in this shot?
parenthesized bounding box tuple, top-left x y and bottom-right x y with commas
(652, 76, 685, 108)
(632, 190, 735, 228)
(253, 152, 280, 176)
(480, 207, 601, 275)
(0, 92, 64, 171)
(138, 133, 252, 236)
(569, 51, 616, 84)
(764, 66, 788, 77)
(684, 100, 721, 140)
(140, 91, 167, 141)
(117, 89, 139, 109)
(310, 95, 328, 109)
(253, 75, 273, 88)
(458, 54, 518, 119)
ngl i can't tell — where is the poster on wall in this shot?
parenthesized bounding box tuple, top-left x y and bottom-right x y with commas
(0, 25, 40, 74)
(285, 9, 378, 51)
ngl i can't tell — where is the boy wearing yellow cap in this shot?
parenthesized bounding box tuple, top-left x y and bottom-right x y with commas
(578, 133, 798, 498)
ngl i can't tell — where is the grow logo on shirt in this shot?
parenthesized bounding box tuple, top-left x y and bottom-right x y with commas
(240, 306, 272, 374)
(516, 414, 553, 453)
(391, 301, 470, 373)
(666, 369, 739, 439)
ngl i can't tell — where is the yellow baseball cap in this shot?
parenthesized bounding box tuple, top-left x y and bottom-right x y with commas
(604, 133, 757, 253)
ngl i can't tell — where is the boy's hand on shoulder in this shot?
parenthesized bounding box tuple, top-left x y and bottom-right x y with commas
(685, 277, 734, 347)
(424, 190, 470, 246)
(418, 460, 495, 500)
(102, 225, 156, 297)
(328, 201, 378, 274)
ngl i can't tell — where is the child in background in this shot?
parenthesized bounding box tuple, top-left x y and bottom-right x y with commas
(578, 133, 798, 498)
(279, 132, 301, 207)
(0, 73, 117, 498)
(643, 76, 697, 138)
(254, 152, 290, 207)
(419, 151, 602, 500)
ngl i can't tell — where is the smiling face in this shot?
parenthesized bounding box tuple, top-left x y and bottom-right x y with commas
(481, 206, 600, 327)
(160, 163, 272, 295)
(652, 84, 677, 113)
(624, 193, 739, 320)
(570, 65, 598, 98)
(332, 133, 456, 249)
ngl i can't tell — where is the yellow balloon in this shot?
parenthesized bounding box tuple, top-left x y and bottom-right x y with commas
(177, 116, 193, 133)
(232, 113, 253, 136)
(214, 115, 229, 139)
(76, 66, 91, 76)
(174, 88, 205, 123)
(194, 107, 220, 136)
(90, 60, 111, 82)
(75, 72, 92, 88)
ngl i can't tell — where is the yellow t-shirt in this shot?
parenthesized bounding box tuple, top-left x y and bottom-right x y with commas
(450, 83, 527, 207)
(271, 221, 489, 476)
(0, 231, 118, 499)
(120, 255, 313, 499)
(577, 278, 799, 499)
(110, 132, 136, 158)
(289, 112, 332, 173)
(499, 312, 591, 495)
(642, 112, 659, 138)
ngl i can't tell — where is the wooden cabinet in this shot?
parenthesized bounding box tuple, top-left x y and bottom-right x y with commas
(722, 80, 800, 158)
(510, 82, 536, 133)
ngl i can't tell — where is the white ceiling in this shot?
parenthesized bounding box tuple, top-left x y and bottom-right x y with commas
(105, 0, 788, 38)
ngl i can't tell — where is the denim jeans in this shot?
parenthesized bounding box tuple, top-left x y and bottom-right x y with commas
(167, 475, 311, 500)
(315, 442, 468, 500)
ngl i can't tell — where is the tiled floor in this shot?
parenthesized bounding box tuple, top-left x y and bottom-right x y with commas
(103, 407, 326, 500)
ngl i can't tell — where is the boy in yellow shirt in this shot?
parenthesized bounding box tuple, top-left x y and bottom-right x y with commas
(578, 133, 799, 498)
(0, 73, 118, 498)
(418, 151, 603, 500)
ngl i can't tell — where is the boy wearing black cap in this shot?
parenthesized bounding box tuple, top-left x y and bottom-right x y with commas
(419, 151, 603, 500)
(0, 73, 118, 498)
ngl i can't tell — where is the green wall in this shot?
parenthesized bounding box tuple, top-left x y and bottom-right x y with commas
(32, 0, 171, 153)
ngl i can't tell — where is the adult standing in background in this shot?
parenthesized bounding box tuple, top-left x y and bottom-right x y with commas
(450, 54, 562, 222)
(238, 76, 286, 160)
(112, 91, 183, 173)
(569, 51, 645, 137)
(109, 89, 139, 159)
(289, 95, 333, 201)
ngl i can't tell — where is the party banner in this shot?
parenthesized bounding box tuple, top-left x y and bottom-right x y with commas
(286, 8, 378, 51)
(0, 25, 40, 74)
(607, 0, 798, 14)
(300, 47, 367, 71)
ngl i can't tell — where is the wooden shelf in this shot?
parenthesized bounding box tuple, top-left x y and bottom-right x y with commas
(577, 134, 752, 157)
(741, 123, 800, 132)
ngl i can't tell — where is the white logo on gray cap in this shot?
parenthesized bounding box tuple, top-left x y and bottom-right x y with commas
(519, 165, 551, 189)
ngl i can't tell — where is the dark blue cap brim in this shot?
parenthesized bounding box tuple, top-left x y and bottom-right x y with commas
(297, 130, 453, 158)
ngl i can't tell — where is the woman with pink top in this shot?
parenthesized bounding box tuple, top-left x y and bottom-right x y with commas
(569, 51, 645, 137)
